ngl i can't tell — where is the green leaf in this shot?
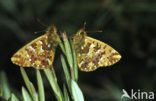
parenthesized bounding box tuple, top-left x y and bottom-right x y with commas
(22, 87, 32, 101)
(0, 71, 11, 100)
(10, 93, 19, 101)
(63, 85, 70, 101)
(20, 67, 32, 95)
(44, 69, 63, 101)
(20, 67, 37, 101)
(62, 33, 74, 79)
(36, 70, 45, 101)
(70, 40, 78, 82)
(57, 36, 66, 55)
(29, 82, 38, 101)
(71, 80, 84, 101)
(61, 55, 71, 91)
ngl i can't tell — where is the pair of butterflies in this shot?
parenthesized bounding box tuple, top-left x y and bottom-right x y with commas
(11, 25, 121, 72)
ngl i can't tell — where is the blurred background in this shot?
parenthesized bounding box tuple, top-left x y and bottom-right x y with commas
(0, 0, 156, 101)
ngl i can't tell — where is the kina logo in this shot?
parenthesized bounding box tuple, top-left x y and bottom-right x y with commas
(121, 89, 154, 100)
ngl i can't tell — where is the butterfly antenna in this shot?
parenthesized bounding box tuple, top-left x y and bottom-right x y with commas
(83, 22, 102, 33)
(36, 18, 48, 27)
(34, 18, 48, 34)
(86, 30, 103, 33)
(34, 30, 45, 34)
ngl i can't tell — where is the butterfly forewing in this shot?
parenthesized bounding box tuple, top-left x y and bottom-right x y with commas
(11, 25, 58, 69)
(73, 29, 121, 72)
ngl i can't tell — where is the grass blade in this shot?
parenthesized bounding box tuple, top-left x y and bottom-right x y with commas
(63, 85, 70, 101)
(22, 87, 32, 101)
(10, 93, 19, 101)
(44, 68, 63, 101)
(70, 40, 78, 82)
(71, 80, 84, 101)
(62, 33, 74, 80)
(57, 36, 66, 55)
(20, 67, 37, 101)
(36, 70, 45, 101)
(62, 33, 73, 68)
(29, 82, 38, 101)
(20, 67, 32, 96)
(61, 55, 71, 91)
(0, 71, 11, 100)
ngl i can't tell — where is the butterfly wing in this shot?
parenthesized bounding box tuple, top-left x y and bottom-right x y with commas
(11, 25, 58, 69)
(74, 34, 121, 72)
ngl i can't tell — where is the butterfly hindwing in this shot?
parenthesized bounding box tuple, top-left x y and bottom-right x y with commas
(11, 25, 58, 69)
(73, 29, 121, 72)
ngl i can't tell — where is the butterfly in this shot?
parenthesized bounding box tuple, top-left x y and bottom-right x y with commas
(73, 28, 121, 72)
(11, 25, 59, 69)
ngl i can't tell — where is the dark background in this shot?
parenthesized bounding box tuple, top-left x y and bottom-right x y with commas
(0, 0, 156, 101)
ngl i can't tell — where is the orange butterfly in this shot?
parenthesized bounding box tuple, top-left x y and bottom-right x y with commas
(73, 28, 121, 72)
(11, 25, 59, 69)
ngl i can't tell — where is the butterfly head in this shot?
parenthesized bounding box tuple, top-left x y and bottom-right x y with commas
(46, 25, 59, 48)
(46, 24, 57, 34)
(73, 28, 87, 54)
(77, 28, 87, 36)
(73, 28, 87, 42)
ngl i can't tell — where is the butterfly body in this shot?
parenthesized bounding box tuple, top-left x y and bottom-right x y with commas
(73, 29, 121, 72)
(11, 25, 58, 69)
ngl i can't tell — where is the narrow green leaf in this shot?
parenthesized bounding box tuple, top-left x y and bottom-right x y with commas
(57, 36, 66, 55)
(0, 71, 11, 100)
(44, 69, 57, 93)
(61, 55, 71, 91)
(20, 67, 32, 95)
(70, 40, 78, 82)
(63, 33, 73, 67)
(62, 33, 74, 80)
(63, 85, 70, 101)
(44, 69, 63, 101)
(29, 82, 38, 101)
(10, 93, 19, 101)
(50, 66, 57, 81)
(20, 67, 37, 101)
(22, 87, 32, 101)
(71, 80, 84, 101)
(36, 70, 45, 101)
